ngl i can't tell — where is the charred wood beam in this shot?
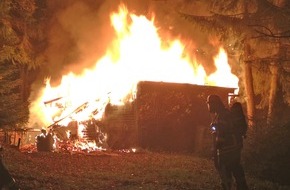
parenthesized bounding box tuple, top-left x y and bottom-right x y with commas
(47, 102, 89, 129)
(43, 97, 63, 105)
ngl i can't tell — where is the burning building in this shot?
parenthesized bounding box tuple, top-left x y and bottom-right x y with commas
(32, 81, 235, 153)
(28, 4, 239, 153)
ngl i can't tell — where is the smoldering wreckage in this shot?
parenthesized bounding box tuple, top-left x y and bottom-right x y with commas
(5, 81, 235, 154)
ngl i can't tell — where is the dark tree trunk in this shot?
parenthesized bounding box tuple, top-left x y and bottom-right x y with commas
(243, 52, 255, 127)
(266, 0, 286, 126)
(267, 63, 279, 126)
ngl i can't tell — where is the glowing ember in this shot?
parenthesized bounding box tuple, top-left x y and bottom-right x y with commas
(29, 4, 239, 151)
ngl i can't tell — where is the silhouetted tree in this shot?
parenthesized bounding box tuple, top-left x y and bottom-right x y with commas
(263, 0, 289, 126)
(179, 0, 290, 127)
(0, 0, 47, 128)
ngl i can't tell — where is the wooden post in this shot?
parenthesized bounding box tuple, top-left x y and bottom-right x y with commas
(17, 138, 21, 148)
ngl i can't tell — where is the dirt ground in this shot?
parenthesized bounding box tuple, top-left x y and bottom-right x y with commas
(1, 145, 289, 190)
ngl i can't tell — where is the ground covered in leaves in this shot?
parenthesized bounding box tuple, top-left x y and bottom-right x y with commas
(2, 146, 290, 190)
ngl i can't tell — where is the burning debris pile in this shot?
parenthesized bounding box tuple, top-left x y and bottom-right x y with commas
(35, 100, 109, 153)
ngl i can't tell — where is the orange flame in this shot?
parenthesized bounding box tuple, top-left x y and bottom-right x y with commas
(29, 4, 238, 130)
(207, 48, 239, 89)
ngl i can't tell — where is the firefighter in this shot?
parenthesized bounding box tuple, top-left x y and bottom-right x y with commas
(206, 94, 248, 190)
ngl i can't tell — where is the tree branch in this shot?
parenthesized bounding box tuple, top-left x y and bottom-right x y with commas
(248, 24, 290, 38)
(254, 29, 290, 38)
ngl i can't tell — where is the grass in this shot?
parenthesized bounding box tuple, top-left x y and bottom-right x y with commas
(2, 146, 290, 190)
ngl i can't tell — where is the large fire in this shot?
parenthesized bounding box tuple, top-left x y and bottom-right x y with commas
(29, 4, 238, 152)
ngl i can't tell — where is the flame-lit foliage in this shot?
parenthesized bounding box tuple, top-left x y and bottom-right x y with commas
(0, 0, 47, 127)
(0, 61, 29, 127)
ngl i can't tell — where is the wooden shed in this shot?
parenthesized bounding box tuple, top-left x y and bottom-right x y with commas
(104, 81, 236, 152)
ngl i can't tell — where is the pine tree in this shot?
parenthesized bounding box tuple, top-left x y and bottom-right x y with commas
(0, 0, 47, 128)
(0, 61, 28, 127)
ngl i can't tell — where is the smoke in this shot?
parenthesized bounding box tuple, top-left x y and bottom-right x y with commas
(147, 0, 217, 74)
(43, 0, 110, 85)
